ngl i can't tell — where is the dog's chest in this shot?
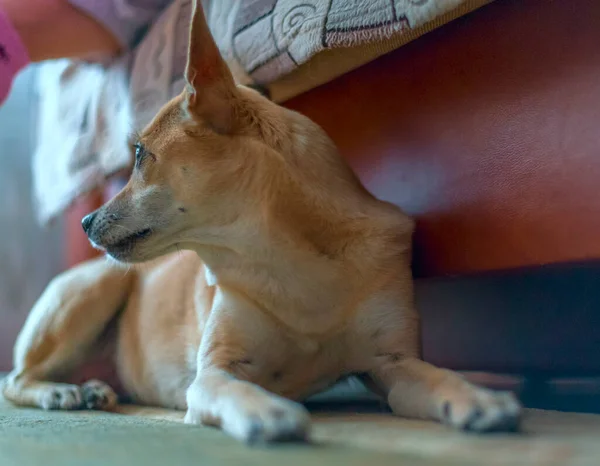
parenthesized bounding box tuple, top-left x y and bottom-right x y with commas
(203, 254, 354, 335)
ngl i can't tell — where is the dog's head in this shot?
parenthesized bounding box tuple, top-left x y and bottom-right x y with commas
(83, 0, 327, 263)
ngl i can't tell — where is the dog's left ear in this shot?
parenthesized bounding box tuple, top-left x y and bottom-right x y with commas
(184, 0, 239, 133)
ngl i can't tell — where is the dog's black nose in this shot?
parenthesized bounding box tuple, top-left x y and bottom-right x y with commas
(81, 212, 97, 234)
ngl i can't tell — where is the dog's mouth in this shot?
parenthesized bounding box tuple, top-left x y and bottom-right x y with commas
(97, 228, 153, 258)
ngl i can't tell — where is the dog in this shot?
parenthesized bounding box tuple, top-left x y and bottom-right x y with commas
(2, 0, 521, 443)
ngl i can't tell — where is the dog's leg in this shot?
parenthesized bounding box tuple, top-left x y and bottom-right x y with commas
(359, 283, 522, 432)
(2, 258, 134, 411)
(185, 368, 311, 444)
(183, 290, 310, 444)
(369, 357, 521, 432)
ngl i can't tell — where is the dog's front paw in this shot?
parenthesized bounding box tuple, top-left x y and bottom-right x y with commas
(81, 379, 118, 410)
(39, 384, 83, 410)
(185, 396, 311, 444)
(239, 401, 311, 445)
(439, 386, 521, 432)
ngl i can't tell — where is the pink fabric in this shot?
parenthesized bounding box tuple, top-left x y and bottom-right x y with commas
(0, 9, 30, 105)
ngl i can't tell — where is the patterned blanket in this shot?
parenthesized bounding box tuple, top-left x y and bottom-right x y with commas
(33, 0, 490, 223)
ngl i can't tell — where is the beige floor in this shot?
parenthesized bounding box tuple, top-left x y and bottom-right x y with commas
(1, 394, 597, 466)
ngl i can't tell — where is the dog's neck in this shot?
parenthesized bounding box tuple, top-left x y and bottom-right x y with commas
(182, 222, 351, 334)
(179, 172, 364, 333)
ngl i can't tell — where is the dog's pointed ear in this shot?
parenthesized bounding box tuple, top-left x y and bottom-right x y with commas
(184, 0, 239, 133)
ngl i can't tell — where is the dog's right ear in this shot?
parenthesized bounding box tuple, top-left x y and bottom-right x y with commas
(184, 0, 239, 133)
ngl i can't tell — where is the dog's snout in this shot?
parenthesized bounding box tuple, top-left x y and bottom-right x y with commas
(81, 212, 97, 234)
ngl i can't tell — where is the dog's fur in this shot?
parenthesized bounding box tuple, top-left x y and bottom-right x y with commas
(2, 1, 520, 443)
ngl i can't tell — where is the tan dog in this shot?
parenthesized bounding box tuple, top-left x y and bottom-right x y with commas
(2, 0, 520, 443)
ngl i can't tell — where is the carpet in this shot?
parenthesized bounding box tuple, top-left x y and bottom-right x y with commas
(1, 394, 598, 466)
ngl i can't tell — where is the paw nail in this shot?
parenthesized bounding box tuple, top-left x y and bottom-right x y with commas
(442, 401, 451, 420)
(246, 417, 263, 445)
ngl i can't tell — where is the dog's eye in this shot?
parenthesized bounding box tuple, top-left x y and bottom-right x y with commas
(134, 143, 146, 167)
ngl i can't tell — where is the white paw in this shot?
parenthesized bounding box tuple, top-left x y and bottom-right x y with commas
(81, 379, 118, 410)
(186, 396, 311, 444)
(39, 384, 83, 410)
(440, 387, 522, 432)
